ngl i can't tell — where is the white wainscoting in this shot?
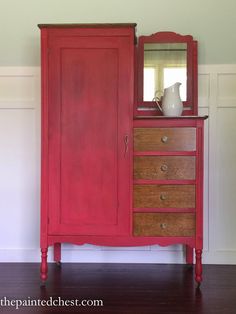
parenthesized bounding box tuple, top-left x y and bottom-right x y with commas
(0, 65, 235, 264)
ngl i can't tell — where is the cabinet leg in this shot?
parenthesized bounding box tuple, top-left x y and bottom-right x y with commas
(186, 245, 193, 265)
(195, 249, 202, 286)
(40, 248, 48, 283)
(54, 243, 61, 266)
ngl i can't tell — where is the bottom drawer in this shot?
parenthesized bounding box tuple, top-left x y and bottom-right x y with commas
(133, 213, 195, 237)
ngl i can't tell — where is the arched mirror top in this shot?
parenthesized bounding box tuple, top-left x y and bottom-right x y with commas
(136, 31, 198, 116)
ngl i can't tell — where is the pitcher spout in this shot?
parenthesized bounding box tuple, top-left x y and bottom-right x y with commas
(165, 82, 181, 92)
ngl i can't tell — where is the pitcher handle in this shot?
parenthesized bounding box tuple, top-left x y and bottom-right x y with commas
(153, 90, 163, 112)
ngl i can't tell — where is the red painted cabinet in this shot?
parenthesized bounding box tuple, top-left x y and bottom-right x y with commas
(39, 24, 206, 287)
(39, 24, 135, 281)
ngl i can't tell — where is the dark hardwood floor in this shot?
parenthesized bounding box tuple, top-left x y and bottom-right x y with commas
(0, 263, 236, 313)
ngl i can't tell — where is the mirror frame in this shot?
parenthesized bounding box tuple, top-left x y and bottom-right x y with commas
(135, 31, 198, 116)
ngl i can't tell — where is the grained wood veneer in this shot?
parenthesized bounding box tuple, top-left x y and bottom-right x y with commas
(134, 128, 196, 152)
(134, 184, 195, 208)
(134, 156, 195, 180)
(134, 213, 196, 236)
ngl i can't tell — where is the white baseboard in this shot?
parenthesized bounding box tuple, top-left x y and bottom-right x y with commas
(1, 247, 236, 264)
(0, 247, 185, 263)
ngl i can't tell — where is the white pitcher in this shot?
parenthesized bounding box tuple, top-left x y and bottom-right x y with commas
(155, 82, 183, 117)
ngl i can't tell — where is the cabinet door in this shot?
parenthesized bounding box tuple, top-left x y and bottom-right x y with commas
(47, 32, 133, 236)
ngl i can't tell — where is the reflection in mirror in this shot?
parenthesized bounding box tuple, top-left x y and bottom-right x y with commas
(143, 43, 187, 101)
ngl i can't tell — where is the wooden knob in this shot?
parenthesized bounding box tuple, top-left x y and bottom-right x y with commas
(161, 164, 168, 172)
(161, 136, 168, 143)
(160, 223, 167, 229)
(160, 194, 167, 201)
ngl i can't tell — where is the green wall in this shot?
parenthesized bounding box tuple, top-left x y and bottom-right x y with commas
(1, 0, 236, 65)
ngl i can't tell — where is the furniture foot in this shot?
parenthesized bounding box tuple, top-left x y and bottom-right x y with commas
(186, 245, 193, 265)
(40, 248, 48, 283)
(54, 243, 61, 264)
(195, 249, 202, 286)
(56, 261, 61, 267)
(40, 281, 46, 288)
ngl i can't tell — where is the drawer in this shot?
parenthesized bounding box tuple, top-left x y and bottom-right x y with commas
(134, 128, 196, 151)
(134, 185, 195, 208)
(133, 213, 195, 236)
(134, 156, 195, 180)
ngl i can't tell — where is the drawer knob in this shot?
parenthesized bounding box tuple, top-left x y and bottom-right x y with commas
(161, 164, 168, 172)
(160, 223, 167, 229)
(161, 136, 168, 143)
(160, 194, 167, 201)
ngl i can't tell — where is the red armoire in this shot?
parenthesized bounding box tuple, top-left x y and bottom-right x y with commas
(39, 24, 206, 286)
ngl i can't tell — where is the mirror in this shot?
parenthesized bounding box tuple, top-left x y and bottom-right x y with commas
(136, 32, 198, 116)
(143, 43, 187, 101)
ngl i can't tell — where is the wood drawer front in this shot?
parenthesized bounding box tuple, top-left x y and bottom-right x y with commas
(133, 213, 195, 236)
(134, 128, 196, 151)
(134, 156, 195, 180)
(134, 185, 195, 208)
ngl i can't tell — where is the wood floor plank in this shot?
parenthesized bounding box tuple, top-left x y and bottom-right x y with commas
(0, 263, 236, 313)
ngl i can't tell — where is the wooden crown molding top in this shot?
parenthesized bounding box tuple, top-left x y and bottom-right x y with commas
(38, 23, 137, 29)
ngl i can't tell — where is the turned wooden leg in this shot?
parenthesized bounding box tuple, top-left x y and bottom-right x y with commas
(54, 243, 61, 266)
(186, 245, 193, 265)
(40, 248, 48, 283)
(195, 249, 202, 287)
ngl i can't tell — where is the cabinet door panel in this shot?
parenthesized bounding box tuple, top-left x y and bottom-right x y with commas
(48, 35, 133, 235)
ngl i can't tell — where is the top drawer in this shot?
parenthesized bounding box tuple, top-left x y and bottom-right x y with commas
(134, 128, 196, 152)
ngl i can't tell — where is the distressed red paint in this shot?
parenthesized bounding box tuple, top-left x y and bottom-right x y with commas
(39, 24, 206, 286)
